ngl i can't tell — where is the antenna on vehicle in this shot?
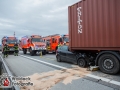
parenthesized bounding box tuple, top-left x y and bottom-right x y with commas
(14, 32, 15, 37)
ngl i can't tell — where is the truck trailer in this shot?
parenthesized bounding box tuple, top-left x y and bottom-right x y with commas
(68, 0, 120, 74)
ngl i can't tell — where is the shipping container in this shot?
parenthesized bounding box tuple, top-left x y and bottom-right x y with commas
(68, 0, 120, 50)
(68, 0, 120, 74)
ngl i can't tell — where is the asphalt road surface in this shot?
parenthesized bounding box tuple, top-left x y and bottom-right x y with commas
(1, 51, 120, 90)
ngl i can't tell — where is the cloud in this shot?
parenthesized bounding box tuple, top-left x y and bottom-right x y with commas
(0, 18, 15, 30)
(50, 5, 67, 13)
(0, 0, 79, 39)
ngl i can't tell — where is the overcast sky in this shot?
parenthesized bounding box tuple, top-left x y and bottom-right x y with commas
(0, 0, 79, 40)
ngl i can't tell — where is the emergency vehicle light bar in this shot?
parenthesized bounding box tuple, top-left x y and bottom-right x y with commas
(43, 34, 60, 38)
(22, 36, 28, 38)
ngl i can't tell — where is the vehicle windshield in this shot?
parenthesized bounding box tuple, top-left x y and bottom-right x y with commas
(32, 38, 43, 42)
(7, 39, 17, 44)
(63, 37, 69, 42)
(46, 39, 50, 46)
(60, 45, 68, 51)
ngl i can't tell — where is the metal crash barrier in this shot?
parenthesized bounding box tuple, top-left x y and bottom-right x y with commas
(0, 55, 20, 90)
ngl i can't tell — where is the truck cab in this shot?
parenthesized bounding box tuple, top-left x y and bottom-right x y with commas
(2, 36, 18, 53)
(42, 34, 69, 53)
(20, 35, 46, 56)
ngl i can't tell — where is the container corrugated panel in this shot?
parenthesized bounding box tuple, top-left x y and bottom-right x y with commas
(68, 0, 120, 50)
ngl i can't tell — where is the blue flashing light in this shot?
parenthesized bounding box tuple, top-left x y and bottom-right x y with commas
(22, 36, 28, 38)
(61, 34, 66, 37)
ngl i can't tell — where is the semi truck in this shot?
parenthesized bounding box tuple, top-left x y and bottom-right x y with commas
(42, 34, 69, 53)
(68, 0, 120, 74)
(20, 35, 46, 56)
(2, 36, 18, 53)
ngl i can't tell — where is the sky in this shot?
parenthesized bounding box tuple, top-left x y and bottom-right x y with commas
(0, 0, 79, 40)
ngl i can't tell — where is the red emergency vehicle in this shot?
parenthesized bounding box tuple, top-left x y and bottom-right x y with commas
(2, 36, 18, 53)
(20, 35, 46, 56)
(42, 34, 69, 53)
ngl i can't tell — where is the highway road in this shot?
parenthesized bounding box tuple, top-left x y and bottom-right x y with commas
(0, 51, 120, 90)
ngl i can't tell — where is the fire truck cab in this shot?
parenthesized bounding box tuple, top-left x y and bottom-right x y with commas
(20, 35, 46, 56)
(2, 36, 18, 53)
(43, 34, 69, 53)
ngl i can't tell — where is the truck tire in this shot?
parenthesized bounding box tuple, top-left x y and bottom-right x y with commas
(78, 58, 87, 67)
(30, 51, 34, 56)
(30, 48, 34, 56)
(42, 51, 46, 55)
(23, 49, 27, 54)
(98, 54, 120, 74)
(46, 51, 48, 54)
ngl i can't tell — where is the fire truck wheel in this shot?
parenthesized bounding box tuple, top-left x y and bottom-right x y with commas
(30, 48, 34, 56)
(23, 49, 27, 54)
(30, 51, 34, 56)
(42, 51, 46, 55)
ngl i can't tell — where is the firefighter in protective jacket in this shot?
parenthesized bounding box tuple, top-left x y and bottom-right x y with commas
(6, 45, 10, 55)
(3, 44, 9, 58)
(58, 43, 61, 47)
(14, 42, 19, 56)
(56, 43, 61, 51)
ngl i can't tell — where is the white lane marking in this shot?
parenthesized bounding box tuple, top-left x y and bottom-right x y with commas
(20, 55, 67, 69)
(86, 74, 120, 86)
(86, 74, 110, 82)
(20, 55, 120, 86)
(109, 80, 120, 86)
(40, 57, 55, 60)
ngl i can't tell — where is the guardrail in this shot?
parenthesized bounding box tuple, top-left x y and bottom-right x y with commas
(0, 54, 20, 90)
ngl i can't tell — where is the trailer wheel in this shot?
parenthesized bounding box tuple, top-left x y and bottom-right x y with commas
(78, 58, 87, 67)
(56, 55, 61, 62)
(98, 54, 120, 74)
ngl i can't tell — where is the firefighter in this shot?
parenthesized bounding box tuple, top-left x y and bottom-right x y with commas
(14, 42, 19, 56)
(58, 43, 61, 47)
(6, 44, 9, 57)
(3, 43, 9, 58)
